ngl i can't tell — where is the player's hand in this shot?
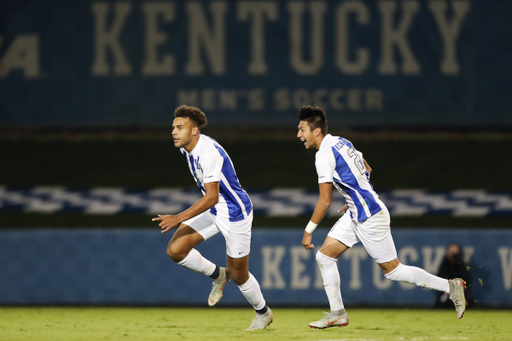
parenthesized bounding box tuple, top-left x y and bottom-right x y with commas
(338, 204, 348, 214)
(302, 231, 314, 250)
(152, 214, 181, 233)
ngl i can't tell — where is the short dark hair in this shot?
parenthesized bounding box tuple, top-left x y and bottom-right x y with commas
(298, 105, 328, 135)
(174, 105, 208, 129)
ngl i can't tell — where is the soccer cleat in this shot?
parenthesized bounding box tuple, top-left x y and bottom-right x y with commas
(246, 308, 273, 330)
(208, 267, 230, 306)
(448, 278, 467, 319)
(309, 311, 349, 329)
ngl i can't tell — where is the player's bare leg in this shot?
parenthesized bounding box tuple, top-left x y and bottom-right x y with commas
(167, 224, 225, 304)
(227, 256, 272, 330)
(310, 237, 350, 329)
(167, 224, 204, 262)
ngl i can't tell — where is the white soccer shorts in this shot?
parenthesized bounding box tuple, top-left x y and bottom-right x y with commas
(328, 207, 398, 264)
(183, 210, 252, 259)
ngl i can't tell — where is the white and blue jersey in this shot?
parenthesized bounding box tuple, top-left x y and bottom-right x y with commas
(315, 134, 386, 222)
(181, 134, 253, 222)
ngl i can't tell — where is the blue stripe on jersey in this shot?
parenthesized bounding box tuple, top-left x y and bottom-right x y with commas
(214, 145, 253, 221)
(188, 155, 206, 192)
(189, 154, 217, 215)
(332, 147, 382, 222)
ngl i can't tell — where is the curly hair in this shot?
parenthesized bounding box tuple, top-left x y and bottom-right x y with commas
(174, 105, 208, 129)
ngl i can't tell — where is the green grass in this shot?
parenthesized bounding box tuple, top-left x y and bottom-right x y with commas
(0, 307, 510, 340)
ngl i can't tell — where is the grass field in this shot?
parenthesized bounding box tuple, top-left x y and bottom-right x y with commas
(0, 307, 510, 341)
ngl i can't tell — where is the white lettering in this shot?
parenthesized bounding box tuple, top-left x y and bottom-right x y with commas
(314, 249, 324, 289)
(378, 0, 420, 74)
(313, 89, 328, 109)
(91, 2, 132, 76)
(498, 247, 512, 290)
(185, 1, 228, 75)
(247, 88, 265, 110)
(0, 35, 40, 78)
(273, 88, 384, 111)
(366, 89, 384, 110)
(274, 88, 290, 110)
(219, 90, 237, 110)
(288, 2, 326, 75)
(422, 246, 445, 274)
(342, 247, 368, 289)
(290, 246, 311, 289)
(347, 89, 363, 111)
(292, 89, 311, 108)
(335, 1, 370, 74)
(261, 246, 286, 289)
(429, 0, 471, 74)
(237, 2, 278, 75)
(177, 90, 198, 106)
(177, 88, 264, 110)
(201, 88, 216, 110)
(463, 246, 474, 265)
(373, 262, 392, 289)
(142, 2, 175, 76)
(330, 89, 345, 110)
(398, 246, 418, 289)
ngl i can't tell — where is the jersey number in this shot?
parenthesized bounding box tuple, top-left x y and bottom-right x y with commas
(347, 147, 366, 175)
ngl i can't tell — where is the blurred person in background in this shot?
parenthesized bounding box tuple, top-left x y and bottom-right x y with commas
(434, 243, 474, 309)
(153, 105, 272, 330)
(297, 105, 468, 329)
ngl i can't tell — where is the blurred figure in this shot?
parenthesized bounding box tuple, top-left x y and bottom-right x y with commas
(434, 243, 474, 309)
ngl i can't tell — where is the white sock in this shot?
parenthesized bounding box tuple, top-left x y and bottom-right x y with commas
(384, 263, 450, 293)
(316, 251, 345, 312)
(238, 273, 266, 311)
(177, 248, 216, 277)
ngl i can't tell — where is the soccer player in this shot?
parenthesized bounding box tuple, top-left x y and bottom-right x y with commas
(153, 105, 272, 330)
(296, 105, 466, 329)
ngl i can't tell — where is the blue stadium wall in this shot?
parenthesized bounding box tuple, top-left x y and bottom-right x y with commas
(1, 0, 512, 128)
(1, 228, 511, 307)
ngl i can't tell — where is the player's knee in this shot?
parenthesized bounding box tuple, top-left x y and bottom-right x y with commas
(167, 242, 186, 263)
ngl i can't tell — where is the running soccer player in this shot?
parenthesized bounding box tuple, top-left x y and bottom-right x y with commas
(153, 105, 272, 330)
(296, 105, 467, 329)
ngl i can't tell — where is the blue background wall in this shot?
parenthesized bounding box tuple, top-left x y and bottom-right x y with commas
(1, 228, 511, 307)
(1, 0, 512, 127)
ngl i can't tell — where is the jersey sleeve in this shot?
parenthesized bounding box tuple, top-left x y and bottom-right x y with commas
(200, 148, 223, 184)
(315, 150, 336, 184)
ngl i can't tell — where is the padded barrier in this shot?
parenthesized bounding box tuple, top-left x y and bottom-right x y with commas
(1, 228, 511, 307)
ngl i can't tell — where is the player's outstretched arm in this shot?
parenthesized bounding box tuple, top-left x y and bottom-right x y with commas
(302, 182, 332, 250)
(153, 182, 220, 233)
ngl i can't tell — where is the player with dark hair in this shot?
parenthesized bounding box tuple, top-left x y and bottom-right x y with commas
(297, 105, 467, 329)
(153, 105, 272, 330)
